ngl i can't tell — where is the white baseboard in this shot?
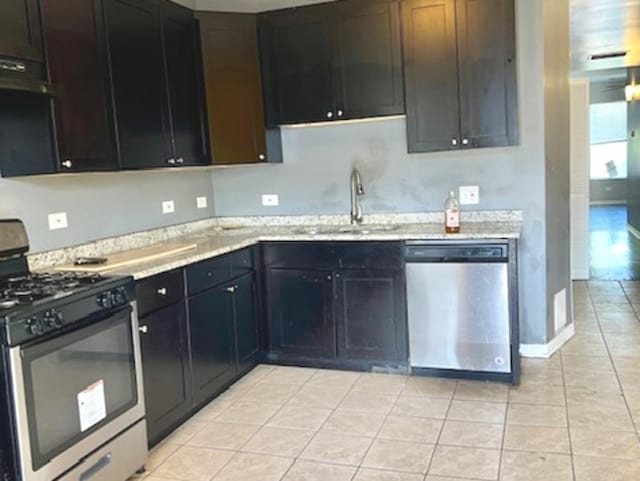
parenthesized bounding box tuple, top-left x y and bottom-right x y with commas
(589, 200, 627, 206)
(519, 323, 576, 358)
(571, 269, 589, 280)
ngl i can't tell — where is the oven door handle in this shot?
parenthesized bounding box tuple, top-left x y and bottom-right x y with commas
(80, 452, 112, 481)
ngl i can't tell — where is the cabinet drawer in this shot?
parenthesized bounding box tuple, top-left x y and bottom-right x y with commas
(186, 255, 231, 295)
(137, 269, 184, 317)
(335, 242, 403, 269)
(229, 247, 254, 279)
(263, 243, 338, 269)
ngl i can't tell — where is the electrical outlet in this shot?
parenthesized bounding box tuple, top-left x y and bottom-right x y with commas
(262, 194, 279, 207)
(459, 185, 480, 205)
(48, 212, 68, 230)
(196, 196, 208, 209)
(162, 200, 175, 214)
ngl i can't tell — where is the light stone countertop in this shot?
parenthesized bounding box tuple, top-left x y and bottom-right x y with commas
(66, 220, 522, 280)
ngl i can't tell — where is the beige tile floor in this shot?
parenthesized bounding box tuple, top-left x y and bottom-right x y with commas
(133, 280, 640, 481)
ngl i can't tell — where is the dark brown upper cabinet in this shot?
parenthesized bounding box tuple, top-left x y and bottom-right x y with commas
(403, 0, 517, 153)
(259, 0, 404, 127)
(333, 0, 404, 120)
(197, 12, 282, 165)
(104, 0, 208, 170)
(162, 1, 208, 166)
(0, 0, 44, 62)
(41, 0, 119, 172)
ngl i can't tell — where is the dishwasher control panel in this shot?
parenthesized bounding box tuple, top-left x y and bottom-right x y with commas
(404, 243, 508, 262)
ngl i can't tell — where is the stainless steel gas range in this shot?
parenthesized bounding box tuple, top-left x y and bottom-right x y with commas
(0, 220, 147, 481)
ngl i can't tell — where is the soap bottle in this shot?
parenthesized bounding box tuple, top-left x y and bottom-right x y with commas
(444, 190, 460, 234)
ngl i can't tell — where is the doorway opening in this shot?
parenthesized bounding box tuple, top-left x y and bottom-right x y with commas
(588, 98, 637, 279)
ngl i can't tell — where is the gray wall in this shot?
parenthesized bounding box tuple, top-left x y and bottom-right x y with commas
(543, 0, 571, 338)
(590, 179, 628, 204)
(0, 170, 215, 253)
(211, 0, 552, 344)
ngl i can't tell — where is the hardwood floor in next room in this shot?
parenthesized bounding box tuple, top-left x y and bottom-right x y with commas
(590, 205, 640, 280)
(130, 280, 640, 481)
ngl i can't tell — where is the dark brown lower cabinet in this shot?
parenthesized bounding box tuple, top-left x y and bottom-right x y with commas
(188, 284, 237, 407)
(139, 301, 191, 446)
(267, 268, 336, 360)
(335, 269, 407, 362)
(234, 272, 261, 373)
(265, 242, 408, 366)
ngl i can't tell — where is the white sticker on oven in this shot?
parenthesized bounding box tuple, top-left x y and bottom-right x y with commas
(77, 380, 107, 432)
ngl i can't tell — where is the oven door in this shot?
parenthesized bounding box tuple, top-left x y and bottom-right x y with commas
(9, 304, 146, 481)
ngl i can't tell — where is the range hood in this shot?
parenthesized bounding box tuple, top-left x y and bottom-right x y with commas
(0, 57, 56, 96)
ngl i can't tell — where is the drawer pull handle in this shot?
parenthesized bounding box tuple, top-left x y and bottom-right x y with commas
(80, 453, 112, 481)
(139, 325, 148, 334)
(157, 288, 167, 296)
(225, 286, 236, 293)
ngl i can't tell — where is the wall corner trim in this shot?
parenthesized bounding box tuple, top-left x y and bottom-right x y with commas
(519, 323, 576, 358)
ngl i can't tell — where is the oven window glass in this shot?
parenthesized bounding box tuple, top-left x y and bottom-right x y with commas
(22, 306, 137, 470)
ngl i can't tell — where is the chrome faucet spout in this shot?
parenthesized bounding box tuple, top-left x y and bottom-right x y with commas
(350, 168, 365, 224)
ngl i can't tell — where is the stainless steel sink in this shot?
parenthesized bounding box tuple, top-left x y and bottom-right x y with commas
(294, 225, 402, 235)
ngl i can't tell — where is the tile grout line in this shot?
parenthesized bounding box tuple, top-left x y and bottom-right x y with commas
(559, 336, 577, 481)
(422, 380, 457, 478)
(589, 282, 640, 440)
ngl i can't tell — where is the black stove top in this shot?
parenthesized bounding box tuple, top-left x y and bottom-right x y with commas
(0, 271, 105, 311)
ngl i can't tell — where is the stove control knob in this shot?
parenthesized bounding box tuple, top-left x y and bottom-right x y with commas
(97, 293, 113, 309)
(113, 287, 128, 305)
(44, 310, 63, 328)
(26, 317, 43, 336)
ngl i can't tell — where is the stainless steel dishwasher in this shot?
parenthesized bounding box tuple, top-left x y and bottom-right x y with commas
(405, 240, 518, 381)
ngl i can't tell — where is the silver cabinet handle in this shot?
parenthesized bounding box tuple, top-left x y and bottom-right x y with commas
(176, 157, 184, 164)
(157, 288, 167, 296)
(327, 111, 334, 119)
(462, 138, 470, 145)
(0, 60, 26, 73)
(225, 285, 237, 293)
(139, 326, 148, 334)
(337, 110, 344, 117)
(167, 158, 176, 165)
(327, 275, 332, 281)
(258, 154, 266, 161)
(451, 138, 458, 146)
(62, 160, 73, 168)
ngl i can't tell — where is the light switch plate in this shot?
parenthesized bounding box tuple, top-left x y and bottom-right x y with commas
(196, 196, 208, 209)
(262, 194, 279, 207)
(48, 212, 68, 230)
(162, 200, 175, 214)
(459, 185, 480, 205)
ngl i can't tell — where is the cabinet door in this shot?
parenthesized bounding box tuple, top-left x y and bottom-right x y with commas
(198, 13, 268, 165)
(188, 286, 236, 405)
(335, 269, 407, 362)
(139, 301, 191, 447)
(267, 269, 336, 359)
(333, 0, 404, 120)
(402, 0, 460, 153)
(233, 272, 260, 372)
(42, 0, 118, 172)
(0, 0, 43, 61)
(259, 6, 335, 125)
(162, 1, 208, 166)
(104, 0, 172, 169)
(456, 0, 517, 148)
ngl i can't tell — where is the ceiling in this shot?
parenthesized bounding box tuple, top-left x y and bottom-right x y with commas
(571, 0, 640, 83)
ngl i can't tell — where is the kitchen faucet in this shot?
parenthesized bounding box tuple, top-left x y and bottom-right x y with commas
(350, 168, 365, 224)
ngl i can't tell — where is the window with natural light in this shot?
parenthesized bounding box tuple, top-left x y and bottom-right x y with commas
(589, 101, 628, 180)
(590, 141, 627, 179)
